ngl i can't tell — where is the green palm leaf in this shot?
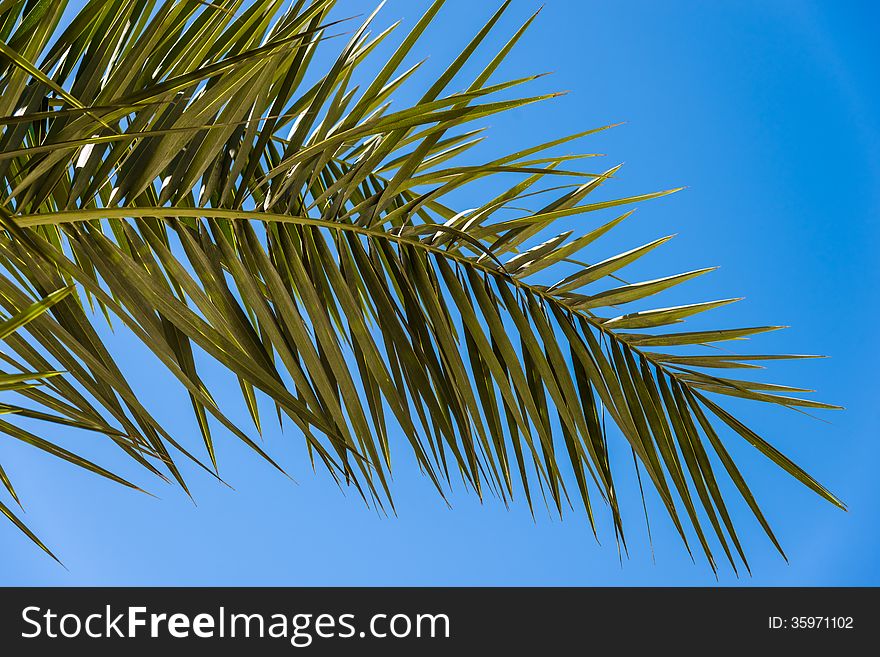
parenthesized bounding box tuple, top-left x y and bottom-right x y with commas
(0, 0, 841, 571)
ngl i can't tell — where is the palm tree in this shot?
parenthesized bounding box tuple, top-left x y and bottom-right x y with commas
(0, 0, 843, 573)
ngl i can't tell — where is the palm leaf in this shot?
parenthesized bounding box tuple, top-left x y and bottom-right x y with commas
(0, 0, 841, 570)
(0, 285, 149, 562)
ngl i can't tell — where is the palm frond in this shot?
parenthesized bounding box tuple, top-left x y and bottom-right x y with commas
(0, 0, 841, 571)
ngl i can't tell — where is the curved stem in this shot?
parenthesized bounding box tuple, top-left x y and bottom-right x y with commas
(15, 206, 693, 386)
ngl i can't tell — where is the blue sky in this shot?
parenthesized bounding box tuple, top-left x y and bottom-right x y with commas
(1, 0, 878, 585)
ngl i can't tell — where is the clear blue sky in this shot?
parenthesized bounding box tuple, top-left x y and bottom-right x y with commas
(2, 0, 878, 585)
